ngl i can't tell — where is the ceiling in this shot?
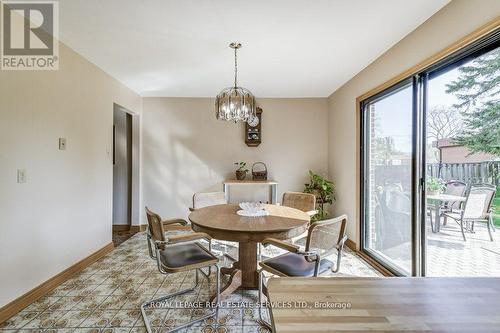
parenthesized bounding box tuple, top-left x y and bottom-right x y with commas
(59, 0, 449, 97)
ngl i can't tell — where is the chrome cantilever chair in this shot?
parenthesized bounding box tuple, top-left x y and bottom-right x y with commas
(257, 214, 348, 329)
(281, 192, 317, 250)
(191, 192, 237, 263)
(442, 185, 496, 241)
(142, 207, 221, 333)
(282, 192, 317, 218)
(191, 191, 227, 211)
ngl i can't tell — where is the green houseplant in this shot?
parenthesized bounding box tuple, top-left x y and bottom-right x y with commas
(304, 171, 335, 221)
(234, 161, 249, 180)
(426, 177, 445, 195)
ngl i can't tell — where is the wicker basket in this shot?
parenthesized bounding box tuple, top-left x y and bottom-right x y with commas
(252, 162, 268, 180)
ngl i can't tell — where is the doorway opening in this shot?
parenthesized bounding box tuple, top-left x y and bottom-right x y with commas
(112, 104, 137, 246)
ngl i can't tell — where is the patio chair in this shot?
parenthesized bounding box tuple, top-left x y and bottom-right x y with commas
(191, 192, 237, 263)
(142, 207, 220, 333)
(257, 215, 347, 329)
(427, 180, 467, 230)
(442, 185, 496, 241)
(440, 180, 467, 226)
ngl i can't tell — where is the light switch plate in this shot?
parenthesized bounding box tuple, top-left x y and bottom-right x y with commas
(59, 137, 67, 150)
(17, 169, 26, 183)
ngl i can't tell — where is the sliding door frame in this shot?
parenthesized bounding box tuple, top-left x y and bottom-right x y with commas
(357, 20, 500, 277)
(360, 78, 417, 276)
(419, 73, 428, 277)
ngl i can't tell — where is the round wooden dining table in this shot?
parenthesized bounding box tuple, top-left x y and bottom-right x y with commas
(188, 204, 310, 298)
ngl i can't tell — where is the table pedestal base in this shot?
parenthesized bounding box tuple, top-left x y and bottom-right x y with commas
(211, 242, 259, 302)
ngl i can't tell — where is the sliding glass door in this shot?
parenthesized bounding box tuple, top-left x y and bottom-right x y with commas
(361, 30, 499, 277)
(361, 81, 415, 275)
(424, 44, 500, 277)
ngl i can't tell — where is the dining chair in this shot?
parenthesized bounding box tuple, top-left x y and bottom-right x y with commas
(191, 192, 237, 263)
(259, 192, 317, 260)
(282, 191, 316, 240)
(191, 191, 227, 211)
(282, 192, 317, 217)
(442, 185, 496, 241)
(142, 207, 221, 333)
(257, 214, 348, 329)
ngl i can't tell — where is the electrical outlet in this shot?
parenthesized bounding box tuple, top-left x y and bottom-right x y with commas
(17, 169, 26, 183)
(59, 138, 67, 150)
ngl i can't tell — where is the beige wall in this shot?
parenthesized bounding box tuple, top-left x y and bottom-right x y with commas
(142, 97, 328, 222)
(0, 42, 141, 307)
(2, 0, 498, 309)
(327, 0, 500, 244)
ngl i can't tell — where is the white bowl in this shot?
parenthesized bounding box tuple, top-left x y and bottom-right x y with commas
(239, 202, 265, 212)
(237, 210, 269, 217)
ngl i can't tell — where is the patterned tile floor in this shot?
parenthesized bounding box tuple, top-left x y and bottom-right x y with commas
(0, 232, 379, 332)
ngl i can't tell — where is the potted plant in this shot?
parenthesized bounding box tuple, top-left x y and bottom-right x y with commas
(304, 171, 335, 221)
(426, 177, 445, 195)
(234, 161, 249, 180)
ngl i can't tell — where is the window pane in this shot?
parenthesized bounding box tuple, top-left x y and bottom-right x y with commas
(425, 46, 500, 277)
(364, 84, 413, 274)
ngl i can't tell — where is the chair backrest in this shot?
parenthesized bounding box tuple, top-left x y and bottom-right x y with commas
(282, 192, 316, 212)
(444, 180, 467, 196)
(306, 215, 347, 255)
(473, 183, 496, 190)
(145, 206, 166, 242)
(463, 186, 496, 220)
(192, 192, 227, 210)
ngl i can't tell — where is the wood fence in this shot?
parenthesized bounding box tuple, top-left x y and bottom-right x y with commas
(427, 161, 500, 186)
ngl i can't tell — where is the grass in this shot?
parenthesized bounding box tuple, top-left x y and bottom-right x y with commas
(493, 197, 500, 228)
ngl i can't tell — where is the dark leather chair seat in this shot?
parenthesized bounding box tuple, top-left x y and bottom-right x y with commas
(262, 252, 333, 277)
(159, 243, 217, 269)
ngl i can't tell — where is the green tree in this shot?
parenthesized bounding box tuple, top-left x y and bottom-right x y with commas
(446, 47, 500, 156)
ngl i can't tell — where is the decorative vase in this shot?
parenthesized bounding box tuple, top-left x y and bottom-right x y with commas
(236, 170, 247, 180)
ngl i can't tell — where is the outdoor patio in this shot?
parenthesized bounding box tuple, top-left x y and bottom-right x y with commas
(383, 216, 500, 276)
(427, 219, 500, 276)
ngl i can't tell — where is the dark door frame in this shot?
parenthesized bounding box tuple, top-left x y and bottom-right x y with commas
(359, 29, 500, 277)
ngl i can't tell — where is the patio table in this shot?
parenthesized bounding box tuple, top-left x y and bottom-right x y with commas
(427, 193, 466, 232)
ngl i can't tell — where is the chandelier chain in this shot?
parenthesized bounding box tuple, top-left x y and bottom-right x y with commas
(234, 46, 238, 88)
